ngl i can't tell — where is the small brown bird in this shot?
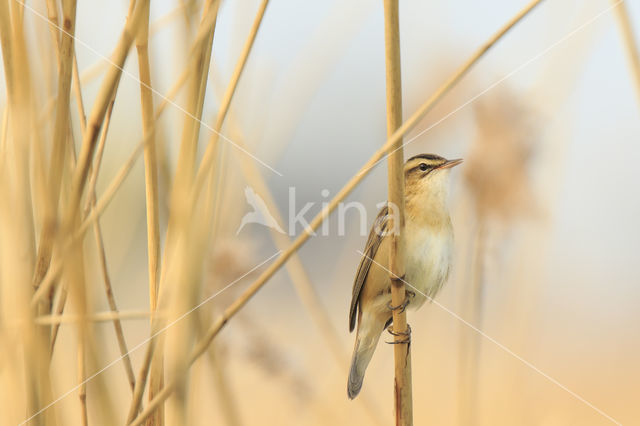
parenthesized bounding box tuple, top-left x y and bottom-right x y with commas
(347, 153, 462, 399)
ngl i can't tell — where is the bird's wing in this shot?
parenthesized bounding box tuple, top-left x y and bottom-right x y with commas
(349, 205, 389, 332)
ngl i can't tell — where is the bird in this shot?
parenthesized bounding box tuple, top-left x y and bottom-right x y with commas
(347, 153, 462, 399)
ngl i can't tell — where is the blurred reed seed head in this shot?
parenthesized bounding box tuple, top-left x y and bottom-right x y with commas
(239, 316, 313, 405)
(206, 238, 257, 301)
(464, 87, 538, 222)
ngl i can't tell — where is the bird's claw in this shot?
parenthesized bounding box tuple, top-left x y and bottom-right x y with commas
(385, 324, 411, 344)
(387, 290, 415, 314)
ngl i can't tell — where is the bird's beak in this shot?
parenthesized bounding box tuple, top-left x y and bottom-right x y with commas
(437, 158, 463, 170)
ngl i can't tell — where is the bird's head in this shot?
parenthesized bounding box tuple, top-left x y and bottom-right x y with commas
(403, 153, 462, 225)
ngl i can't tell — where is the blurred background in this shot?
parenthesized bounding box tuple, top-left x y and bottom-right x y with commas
(1, 0, 639, 425)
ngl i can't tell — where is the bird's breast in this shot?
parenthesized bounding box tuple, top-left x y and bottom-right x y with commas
(403, 225, 453, 309)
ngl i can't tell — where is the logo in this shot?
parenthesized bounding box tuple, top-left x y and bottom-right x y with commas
(236, 187, 285, 235)
(236, 186, 396, 237)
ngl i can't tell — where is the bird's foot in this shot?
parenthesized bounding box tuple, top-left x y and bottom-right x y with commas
(387, 289, 415, 314)
(386, 324, 411, 344)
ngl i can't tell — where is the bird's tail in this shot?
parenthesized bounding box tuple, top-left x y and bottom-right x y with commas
(347, 323, 383, 399)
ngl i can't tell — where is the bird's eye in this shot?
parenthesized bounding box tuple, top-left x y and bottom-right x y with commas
(419, 163, 428, 171)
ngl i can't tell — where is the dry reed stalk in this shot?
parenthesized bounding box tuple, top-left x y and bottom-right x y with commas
(38, 0, 89, 372)
(48, 285, 67, 354)
(611, 0, 640, 105)
(42, 0, 78, 357)
(48, 122, 80, 345)
(45, 134, 74, 356)
(0, 1, 54, 422)
(78, 332, 88, 426)
(0, 108, 7, 166)
(130, 3, 544, 422)
(172, 0, 220, 197)
(135, 0, 160, 348)
(44, 0, 61, 67)
(204, 137, 227, 241)
(36, 310, 153, 324)
(72, 56, 86, 133)
(0, 2, 17, 96)
(44, 0, 86, 134)
(31, 0, 77, 352)
(135, 3, 164, 424)
(83, 93, 111, 201)
(29, 23, 56, 232)
(382, 1, 412, 424)
(41, 0, 86, 194)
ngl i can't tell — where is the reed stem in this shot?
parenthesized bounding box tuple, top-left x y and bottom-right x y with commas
(135, 3, 163, 422)
(382, 1, 412, 424)
(32, 0, 77, 340)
